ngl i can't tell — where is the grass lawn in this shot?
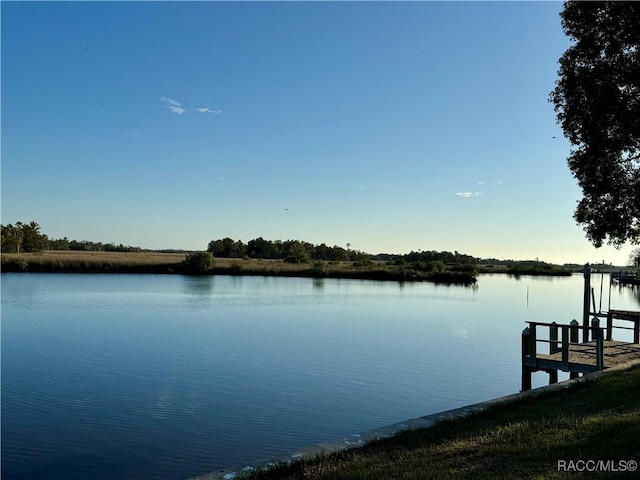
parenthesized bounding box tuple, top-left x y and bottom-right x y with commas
(238, 364, 640, 480)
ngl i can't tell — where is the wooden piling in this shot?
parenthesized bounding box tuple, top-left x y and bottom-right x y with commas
(561, 324, 569, 370)
(550, 321, 559, 354)
(549, 323, 560, 383)
(569, 319, 579, 378)
(570, 319, 579, 344)
(583, 265, 591, 342)
(606, 311, 613, 341)
(592, 317, 604, 371)
(605, 310, 640, 344)
(521, 327, 532, 392)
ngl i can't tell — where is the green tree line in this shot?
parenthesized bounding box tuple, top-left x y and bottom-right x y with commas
(207, 237, 369, 263)
(1, 221, 479, 267)
(1, 221, 48, 253)
(402, 249, 477, 265)
(1, 221, 141, 253)
(207, 237, 479, 266)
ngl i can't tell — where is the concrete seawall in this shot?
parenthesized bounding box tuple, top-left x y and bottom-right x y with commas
(188, 359, 640, 480)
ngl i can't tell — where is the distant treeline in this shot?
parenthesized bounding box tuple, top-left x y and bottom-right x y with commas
(400, 250, 477, 265)
(207, 237, 369, 263)
(206, 237, 479, 266)
(481, 258, 581, 269)
(2, 221, 583, 276)
(1, 221, 142, 253)
(477, 258, 576, 275)
(1, 222, 48, 253)
(55, 240, 142, 252)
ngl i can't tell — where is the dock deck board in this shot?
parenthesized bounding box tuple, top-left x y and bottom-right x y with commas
(521, 317, 640, 390)
(536, 340, 640, 369)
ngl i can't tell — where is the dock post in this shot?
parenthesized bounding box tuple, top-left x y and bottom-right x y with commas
(561, 325, 569, 370)
(606, 311, 613, 341)
(550, 321, 559, 354)
(592, 317, 604, 371)
(521, 327, 532, 392)
(569, 319, 579, 343)
(583, 265, 591, 342)
(548, 322, 559, 384)
(569, 319, 579, 379)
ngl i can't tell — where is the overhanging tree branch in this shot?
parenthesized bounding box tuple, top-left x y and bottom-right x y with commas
(551, 1, 640, 247)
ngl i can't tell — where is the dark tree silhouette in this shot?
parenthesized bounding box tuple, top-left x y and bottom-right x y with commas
(550, 1, 640, 247)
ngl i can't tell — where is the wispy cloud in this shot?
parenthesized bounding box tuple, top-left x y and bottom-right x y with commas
(455, 192, 482, 198)
(160, 97, 186, 115)
(160, 97, 181, 107)
(159, 97, 224, 116)
(197, 107, 222, 114)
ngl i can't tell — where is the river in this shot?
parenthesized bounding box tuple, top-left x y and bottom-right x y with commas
(2, 272, 638, 479)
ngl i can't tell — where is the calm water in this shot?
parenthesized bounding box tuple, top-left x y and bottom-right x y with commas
(2, 272, 639, 479)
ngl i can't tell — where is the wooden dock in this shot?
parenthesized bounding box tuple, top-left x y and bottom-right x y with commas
(521, 317, 640, 391)
(606, 309, 640, 343)
(521, 266, 640, 391)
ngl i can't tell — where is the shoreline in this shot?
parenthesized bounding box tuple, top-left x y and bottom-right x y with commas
(0, 252, 478, 284)
(1, 251, 577, 284)
(189, 359, 640, 480)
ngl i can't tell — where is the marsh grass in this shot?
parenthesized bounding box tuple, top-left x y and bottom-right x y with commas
(240, 365, 640, 480)
(1, 250, 186, 273)
(213, 258, 475, 283)
(1, 252, 477, 283)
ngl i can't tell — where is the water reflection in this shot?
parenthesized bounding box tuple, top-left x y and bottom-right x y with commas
(633, 286, 640, 306)
(507, 274, 570, 282)
(431, 281, 479, 291)
(614, 284, 640, 308)
(3, 272, 640, 480)
(181, 275, 214, 295)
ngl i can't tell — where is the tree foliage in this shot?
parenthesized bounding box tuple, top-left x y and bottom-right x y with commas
(550, 1, 640, 247)
(184, 251, 215, 274)
(629, 247, 640, 267)
(206, 237, 360, 262)
(1, 221, 142, 253)
(67, 240, 141, 252)
(22, 221, 49, 252)
(1, 221, 47, 253)
(205, 237, 480, 269)
(1, 223, 24, 253)
(403, 250, 477, 266)
(207, 237, 246, 258)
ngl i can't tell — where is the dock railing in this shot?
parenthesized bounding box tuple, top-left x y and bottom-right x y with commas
(605, 309, 640, 344)
(521, 318, 605, 391)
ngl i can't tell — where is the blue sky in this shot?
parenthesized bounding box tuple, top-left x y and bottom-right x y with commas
(1, 1, 633, 265)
